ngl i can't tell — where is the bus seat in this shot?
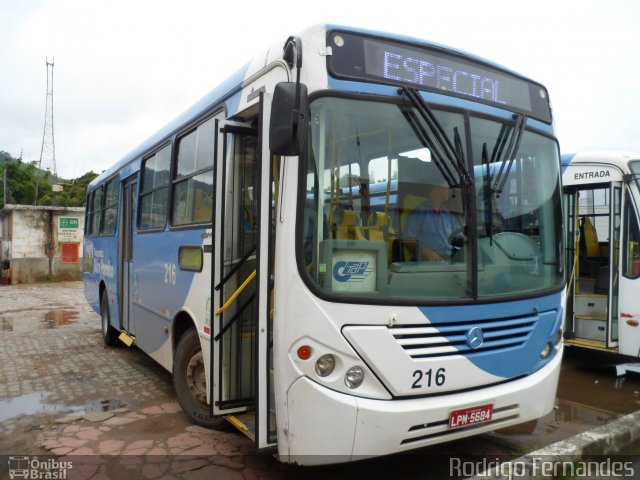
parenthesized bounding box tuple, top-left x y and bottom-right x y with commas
(400, 194, 427, 233)
(579, 216, 608, 277)
(581, 217, 600, 257)
(366, 211, 395, 241)
(331, 208, 365, 240)
(390, 194, 427, 262)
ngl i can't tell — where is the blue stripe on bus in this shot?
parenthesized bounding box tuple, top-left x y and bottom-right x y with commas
(561, 153, 577, 174)
(418, 292, 562, 378)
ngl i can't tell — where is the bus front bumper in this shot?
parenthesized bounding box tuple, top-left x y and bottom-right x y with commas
(282, 345, 562, 465)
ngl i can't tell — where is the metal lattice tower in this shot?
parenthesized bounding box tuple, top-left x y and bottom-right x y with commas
(38, 57, 57, 180)
(34, 57, 57, 204)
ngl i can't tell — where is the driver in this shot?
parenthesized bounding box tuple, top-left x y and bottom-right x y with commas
(404, 178, 462, 261)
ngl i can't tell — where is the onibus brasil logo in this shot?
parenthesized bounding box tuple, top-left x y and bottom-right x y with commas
(8, 456, 72, 479)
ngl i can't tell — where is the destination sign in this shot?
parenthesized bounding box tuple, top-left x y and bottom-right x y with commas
(328, 31, 552, 123)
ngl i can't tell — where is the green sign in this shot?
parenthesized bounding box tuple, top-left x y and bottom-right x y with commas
(59, 217, 79, 229)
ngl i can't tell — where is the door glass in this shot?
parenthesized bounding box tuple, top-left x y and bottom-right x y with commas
(563, 191, 577, 332)
(571, 185, 610, 344)
(610, 187, 621, 344)
(218, 128, 258, 407)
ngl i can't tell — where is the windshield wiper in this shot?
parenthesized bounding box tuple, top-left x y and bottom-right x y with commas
(400, 87, 471, 188)
(482, 142, 495, 242)
(490, 113, 527, 196)
(400, 87, 475, 294)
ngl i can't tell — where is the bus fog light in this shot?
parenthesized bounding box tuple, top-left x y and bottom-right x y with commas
(344, 366, 364, 389)
(315, 354, 335, 377)
(540, 342, 552, 359)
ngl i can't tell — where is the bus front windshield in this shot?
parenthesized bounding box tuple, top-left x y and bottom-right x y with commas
(300, 96, 563, 302)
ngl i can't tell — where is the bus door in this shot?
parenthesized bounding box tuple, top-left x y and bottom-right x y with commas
(565, 182, 621, 349)
(617, 186, 640, 357)
(211, 117, 279, 449)
(120, 178, 137, 335)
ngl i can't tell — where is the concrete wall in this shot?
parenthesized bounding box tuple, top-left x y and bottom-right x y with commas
(1, 205, 85, 283)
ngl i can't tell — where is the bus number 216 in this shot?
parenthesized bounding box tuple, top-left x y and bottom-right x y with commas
(164, 263, 177, 285)
(412, 368, 446, 389)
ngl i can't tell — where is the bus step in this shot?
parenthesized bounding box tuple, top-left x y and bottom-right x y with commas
(574, 314, 607, 321)
(118, 331, 135, 347)
(565, 337, 608, 351)
(226, 412, 256, 441)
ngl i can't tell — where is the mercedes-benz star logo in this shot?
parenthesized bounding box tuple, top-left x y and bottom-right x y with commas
(466, 327, 484, 349)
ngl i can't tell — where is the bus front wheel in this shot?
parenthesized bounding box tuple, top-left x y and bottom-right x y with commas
(173, 328, 226, 429)
(101, 293, 119, 346)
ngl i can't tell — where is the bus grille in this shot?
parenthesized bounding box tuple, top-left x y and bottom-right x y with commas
(389, 315, 537, 359)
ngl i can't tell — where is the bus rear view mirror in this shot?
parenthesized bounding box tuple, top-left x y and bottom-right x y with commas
(269, 82, 308, 156)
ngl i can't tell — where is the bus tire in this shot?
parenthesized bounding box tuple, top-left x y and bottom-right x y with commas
(101, 293, 119, 346)
(173, 328, 226, 429)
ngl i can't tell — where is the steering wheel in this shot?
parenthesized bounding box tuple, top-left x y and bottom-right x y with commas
(448, 227, 467, 246)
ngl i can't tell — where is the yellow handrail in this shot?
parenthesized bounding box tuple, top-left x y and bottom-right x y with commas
(215, 270, 256, 316)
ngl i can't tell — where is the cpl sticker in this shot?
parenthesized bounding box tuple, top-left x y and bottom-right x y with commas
(332, 261, 372, 283)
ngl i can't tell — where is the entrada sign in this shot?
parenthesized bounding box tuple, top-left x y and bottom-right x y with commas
(573, 170, 611, 180)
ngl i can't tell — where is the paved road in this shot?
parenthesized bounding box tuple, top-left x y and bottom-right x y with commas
(1, 282, 639, 480)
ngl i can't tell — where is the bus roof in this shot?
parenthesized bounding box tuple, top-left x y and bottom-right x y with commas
(562, 151, 640, 172)
(89, 23, 551, 190)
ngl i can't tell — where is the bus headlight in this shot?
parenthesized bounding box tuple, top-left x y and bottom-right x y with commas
(540, 342, 553, 359)
(315, 354, 335, 377)
(344, 366, 364, 389)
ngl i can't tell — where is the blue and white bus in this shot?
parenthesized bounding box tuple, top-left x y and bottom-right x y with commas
(84, 24, 564, 464)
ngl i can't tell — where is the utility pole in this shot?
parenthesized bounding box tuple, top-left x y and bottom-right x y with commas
(35, 57, 58, 205)
(3, 166, 7, 206)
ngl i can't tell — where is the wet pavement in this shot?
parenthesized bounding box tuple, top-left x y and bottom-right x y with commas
(1, 282, 639, 479)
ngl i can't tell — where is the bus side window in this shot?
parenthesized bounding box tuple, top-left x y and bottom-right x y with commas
(139, 145, 171, 230)
(101, 177, 119, 235)
(90, 187, 103, 236)
(172, 118, 215, 226)
(623, 191, 640, 278)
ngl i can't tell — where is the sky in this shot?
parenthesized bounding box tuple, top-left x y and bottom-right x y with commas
(1, 0, 639, 179)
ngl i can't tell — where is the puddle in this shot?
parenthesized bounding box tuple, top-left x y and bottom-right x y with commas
(0, 392, 125, 423)
(0, 310, 79, 332)
(558, 347, 640, 418)
(553, 398, 620, 426)
(84, 397, 126, 414)
(43, 310, 79, 328)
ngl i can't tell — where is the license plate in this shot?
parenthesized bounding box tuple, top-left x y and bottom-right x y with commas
(448, 404, 493, 429)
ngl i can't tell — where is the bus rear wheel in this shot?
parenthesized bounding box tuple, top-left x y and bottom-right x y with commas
(173, 328, 226, 429)
(101, 293, 119, 346)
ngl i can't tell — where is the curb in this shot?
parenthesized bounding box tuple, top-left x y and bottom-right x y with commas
(467, 409, 640, 479)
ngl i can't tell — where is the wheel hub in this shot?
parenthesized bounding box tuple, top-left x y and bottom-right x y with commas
(185, 350, 207, 404)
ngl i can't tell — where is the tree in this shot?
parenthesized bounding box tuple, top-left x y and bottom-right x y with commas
(0, 152, 37, 205)
(0, 150, 98, 208)
(37, 171, 98, 207)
